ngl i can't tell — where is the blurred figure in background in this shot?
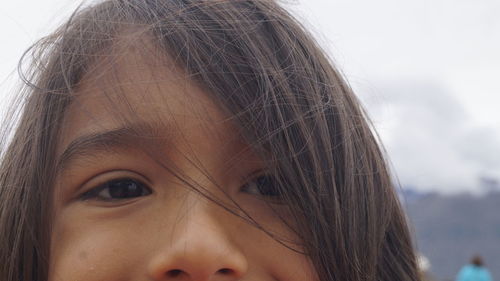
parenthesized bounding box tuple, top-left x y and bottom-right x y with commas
(456, 255, 493, 281)
(417, 254, 436, 281)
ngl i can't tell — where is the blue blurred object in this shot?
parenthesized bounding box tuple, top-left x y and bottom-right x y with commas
(456, 265, 493, 281)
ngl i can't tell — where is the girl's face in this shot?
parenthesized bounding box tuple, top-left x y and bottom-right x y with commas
(48, 47, 317, 281)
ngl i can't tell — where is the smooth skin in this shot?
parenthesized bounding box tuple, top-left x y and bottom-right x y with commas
(48, 43, 318, 281)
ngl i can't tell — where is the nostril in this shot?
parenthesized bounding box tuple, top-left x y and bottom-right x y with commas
(167, 269, 183, 277)
(218, 268, 233, 275)
(166, 268, 234, 278)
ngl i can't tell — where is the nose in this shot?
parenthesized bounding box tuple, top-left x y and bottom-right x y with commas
(147, 198, 248, 281)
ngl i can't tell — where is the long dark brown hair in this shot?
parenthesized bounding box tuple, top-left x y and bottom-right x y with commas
(0, 1, 419, 281)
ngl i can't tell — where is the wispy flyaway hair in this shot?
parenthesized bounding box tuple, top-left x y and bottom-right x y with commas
(0, 1, 419, 281)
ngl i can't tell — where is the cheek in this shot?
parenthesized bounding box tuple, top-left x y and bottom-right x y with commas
(274, 255, 318, 281)
(247, 228, 318, 281)
(48, 209, 152, 281)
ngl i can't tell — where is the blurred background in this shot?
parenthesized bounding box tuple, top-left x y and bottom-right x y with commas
(1, 0, 499, 280)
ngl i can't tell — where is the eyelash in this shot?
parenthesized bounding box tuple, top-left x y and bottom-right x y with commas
(79, 174, 283, 202)
(80, 178, 152, 202)
(241, 174, 283, 200)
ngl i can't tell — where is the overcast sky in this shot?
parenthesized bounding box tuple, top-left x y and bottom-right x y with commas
(1, 0, 499, 194)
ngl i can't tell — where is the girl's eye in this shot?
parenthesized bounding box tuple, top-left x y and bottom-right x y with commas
(241, 175, 283, 201)
(80, 178, 152, 201)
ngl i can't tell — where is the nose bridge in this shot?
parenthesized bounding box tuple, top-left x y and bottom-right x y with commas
(176, 192, 233, 249)
(175, 172, 234, 240)
(147, 189, 248, 281)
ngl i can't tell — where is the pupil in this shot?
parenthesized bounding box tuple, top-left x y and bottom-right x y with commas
(108, 180, 141, 198)
(256, 176, 280, 197)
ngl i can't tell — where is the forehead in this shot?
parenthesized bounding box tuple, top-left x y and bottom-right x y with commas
(58, 40, 242, 159)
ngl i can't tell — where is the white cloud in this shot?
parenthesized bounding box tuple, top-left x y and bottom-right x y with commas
(286, 0, 500, 193)
(360, 80, 500, 193)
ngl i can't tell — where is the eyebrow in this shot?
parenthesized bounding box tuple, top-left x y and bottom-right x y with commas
(56, 123, 171, 174)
